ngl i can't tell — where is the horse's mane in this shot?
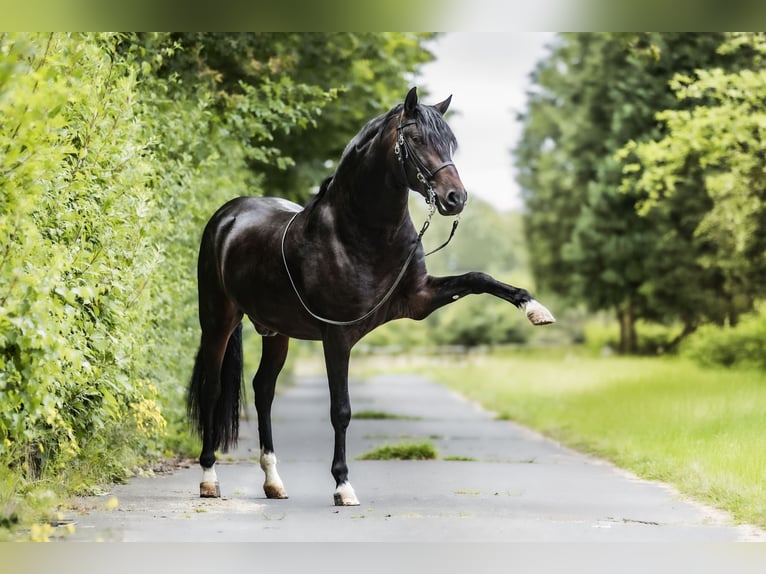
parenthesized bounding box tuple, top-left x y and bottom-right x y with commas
(410, 103, 458, 158)
(304, 175, 333, 210)
(339, 107, 399, 160)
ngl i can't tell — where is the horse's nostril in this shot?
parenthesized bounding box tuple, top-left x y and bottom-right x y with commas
(446, 189, 463, 207)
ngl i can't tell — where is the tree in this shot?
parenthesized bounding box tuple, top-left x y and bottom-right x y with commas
(131, 32, 436, 202)
(255, 33, 437, 199)
(620, 32, 766, 325)
(516, 33, 730, 352)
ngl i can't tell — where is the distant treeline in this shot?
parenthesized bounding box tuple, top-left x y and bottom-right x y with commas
(517, 33, 766, 353)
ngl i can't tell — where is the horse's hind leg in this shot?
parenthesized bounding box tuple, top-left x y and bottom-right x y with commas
(196, 316, 243, 498)
(253, 333, 290, 499)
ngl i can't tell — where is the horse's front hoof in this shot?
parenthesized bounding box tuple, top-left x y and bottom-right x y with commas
(333, 482, 360, 506)
(264, 483, 289, 499)
(525, 299, 555, 326)
(200, 481, 221, 498)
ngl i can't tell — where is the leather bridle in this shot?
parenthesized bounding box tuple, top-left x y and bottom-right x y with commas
(395, 117, 456, 203)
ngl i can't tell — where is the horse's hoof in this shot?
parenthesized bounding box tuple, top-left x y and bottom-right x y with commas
(264, 483, 289, 499)
(333, 482, 360, 506)
(260, 451, 288, 499)
(200, 481, 221, 498)
(525, 299, 555, 326)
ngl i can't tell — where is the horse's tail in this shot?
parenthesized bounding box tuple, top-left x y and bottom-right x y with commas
(187, 323, 244, 452)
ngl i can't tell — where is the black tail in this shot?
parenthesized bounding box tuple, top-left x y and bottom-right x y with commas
(187, 323, 244, 452)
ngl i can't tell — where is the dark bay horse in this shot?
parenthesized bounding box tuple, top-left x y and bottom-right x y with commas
(187, 87, 554, 506)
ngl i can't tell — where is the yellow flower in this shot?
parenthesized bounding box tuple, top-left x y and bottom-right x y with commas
(30, 523, 54, 542)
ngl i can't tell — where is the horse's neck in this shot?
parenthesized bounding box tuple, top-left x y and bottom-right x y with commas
(327, 152, 413, 236)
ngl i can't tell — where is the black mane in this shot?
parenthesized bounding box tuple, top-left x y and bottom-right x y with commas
(408, 102, 458, 159)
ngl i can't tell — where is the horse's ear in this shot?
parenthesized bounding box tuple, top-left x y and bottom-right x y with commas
(433, 95, 452, 115)
(404, 87, 418, 116)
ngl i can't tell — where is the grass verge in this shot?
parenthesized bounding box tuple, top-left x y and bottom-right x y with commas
(412, 348, 766, 528)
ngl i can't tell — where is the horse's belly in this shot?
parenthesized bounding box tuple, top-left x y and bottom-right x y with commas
(227, 267, 324, 341)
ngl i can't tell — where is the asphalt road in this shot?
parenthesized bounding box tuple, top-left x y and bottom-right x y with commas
(66, 372, 763, 542)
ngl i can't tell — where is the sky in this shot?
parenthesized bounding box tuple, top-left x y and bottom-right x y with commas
(416, 32, 555, 211)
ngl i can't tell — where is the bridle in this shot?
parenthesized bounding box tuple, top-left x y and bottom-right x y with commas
(395, 117, 456, 195)
(280, 113, 463, 326)
(394, 114, 462, 256)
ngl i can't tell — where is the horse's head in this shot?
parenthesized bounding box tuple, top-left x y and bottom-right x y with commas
(395, 87, 468, 216)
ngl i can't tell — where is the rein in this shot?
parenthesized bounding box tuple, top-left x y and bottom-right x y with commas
(280, 116, 461, 327)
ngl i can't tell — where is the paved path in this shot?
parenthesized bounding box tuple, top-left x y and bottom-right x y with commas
(68, 373, 762, 542)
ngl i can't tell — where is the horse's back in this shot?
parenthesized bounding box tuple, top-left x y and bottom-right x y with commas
(207, 195, 301, 230)
(203, 195, 299, 252)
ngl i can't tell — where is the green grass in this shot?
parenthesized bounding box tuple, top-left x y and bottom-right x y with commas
(396, 348, 766, 528)
(357, 441, 439, 461)
(352, 410, 421, 420)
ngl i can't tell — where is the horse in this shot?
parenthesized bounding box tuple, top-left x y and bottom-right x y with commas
(187, 87, 555, 506)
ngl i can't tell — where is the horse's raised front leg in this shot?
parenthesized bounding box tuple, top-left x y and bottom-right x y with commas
(253, 333, 290, 499)
(322, 329, 360, 507)
(409, 272, 555, 324)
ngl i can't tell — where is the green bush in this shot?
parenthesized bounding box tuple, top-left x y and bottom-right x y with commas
(0, 34, 167, 486)
(682, 305, 766, 369)
(582, 317, 620, 353)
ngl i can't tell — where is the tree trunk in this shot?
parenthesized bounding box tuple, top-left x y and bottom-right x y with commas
(617, 298, 637, 354)
(667, 321, 697, 351)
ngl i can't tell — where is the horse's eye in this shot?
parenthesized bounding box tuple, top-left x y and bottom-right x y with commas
(410, 133, 423, 144)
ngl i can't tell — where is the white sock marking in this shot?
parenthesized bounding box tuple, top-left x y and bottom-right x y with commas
(260, 449, 286, 496)
(524, 299, 556, 325)
(201, 465, 218, 484)
(334, 481, 360, 506)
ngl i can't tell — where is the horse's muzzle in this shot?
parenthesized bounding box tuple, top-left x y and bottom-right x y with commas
(437, 188, 467, 215)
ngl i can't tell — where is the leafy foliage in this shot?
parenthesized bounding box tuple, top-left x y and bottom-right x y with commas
(1, 33, 167, 487)
(682, 305, 766, 369)
(134, 32, 436, 202)
(621, 33, 766, 323)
